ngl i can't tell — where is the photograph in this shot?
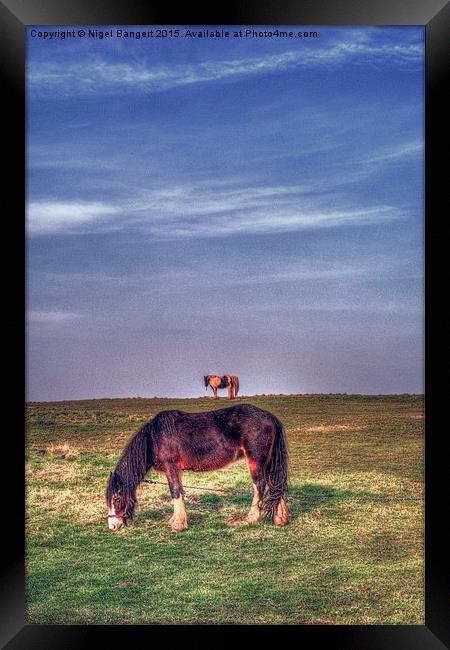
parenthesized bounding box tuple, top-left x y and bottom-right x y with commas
(25, 23, 425, 627)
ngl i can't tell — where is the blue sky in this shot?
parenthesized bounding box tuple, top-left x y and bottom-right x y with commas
(26, 26, 424, 401)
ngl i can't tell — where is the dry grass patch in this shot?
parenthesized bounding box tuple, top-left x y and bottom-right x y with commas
(27, 482, 106, 524)
(46, 442, 80, 458)
(27, 461, 80, 483)
(27, 487, 74, 514)
(304, 424, 368, 433)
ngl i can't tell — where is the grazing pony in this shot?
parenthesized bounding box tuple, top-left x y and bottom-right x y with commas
(106, 404, 289, 532)
(204, 374, 239, 399)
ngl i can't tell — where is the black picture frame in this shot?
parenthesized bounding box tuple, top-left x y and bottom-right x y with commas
(3, 0, 448, 647)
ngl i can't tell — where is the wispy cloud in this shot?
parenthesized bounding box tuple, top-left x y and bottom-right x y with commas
(144, 205, 404, 239)
(28, 39, 423, 96)
(126, 181, 406, 239)
(27, 182, 406, 239)
(26, 201, 120, 235)
(27, 310, 81, 323)
(363, 140, 423, 164)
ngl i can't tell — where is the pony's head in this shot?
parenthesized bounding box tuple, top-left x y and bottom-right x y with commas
(105, 470, 136, 531)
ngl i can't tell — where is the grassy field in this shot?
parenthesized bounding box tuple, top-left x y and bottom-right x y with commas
(25, 394, 424, 625)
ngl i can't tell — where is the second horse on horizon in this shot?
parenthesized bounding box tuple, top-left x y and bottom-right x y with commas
(204, 374, 239, 400)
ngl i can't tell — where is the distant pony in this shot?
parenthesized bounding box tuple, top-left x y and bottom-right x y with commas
(204, 374, 239, 399)
(106, 404, 289, 532)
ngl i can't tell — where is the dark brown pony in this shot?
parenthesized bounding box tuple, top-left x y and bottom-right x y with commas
(204, 374, 239, 399)
(106, 404, 289, 532)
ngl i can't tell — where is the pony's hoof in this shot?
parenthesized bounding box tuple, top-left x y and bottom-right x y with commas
(273, 499, 289, 526)
(245, 516, 261, 525)
(274, 517, 289, 527)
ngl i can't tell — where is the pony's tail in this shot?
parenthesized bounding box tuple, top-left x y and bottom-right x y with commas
(204, 375, 210, 388)
(264, 416, 289, 524)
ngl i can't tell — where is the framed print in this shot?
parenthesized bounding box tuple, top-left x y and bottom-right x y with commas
(2, 0, 448, 647)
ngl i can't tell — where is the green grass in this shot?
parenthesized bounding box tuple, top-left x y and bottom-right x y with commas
(26, 394, 424, 624)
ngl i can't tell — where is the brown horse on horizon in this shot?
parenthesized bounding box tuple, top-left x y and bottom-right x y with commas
(204, 374, 239, 399)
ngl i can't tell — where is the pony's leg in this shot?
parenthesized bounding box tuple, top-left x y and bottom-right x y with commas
(165, 465, 187, 532)
(227, 384, 232, 400)
(244, 458, 266, 523)
(213, 387, 217, 399)
(227, 455, 266, 526)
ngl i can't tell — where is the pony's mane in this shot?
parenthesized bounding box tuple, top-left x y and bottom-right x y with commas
(105, 421, 152, 520)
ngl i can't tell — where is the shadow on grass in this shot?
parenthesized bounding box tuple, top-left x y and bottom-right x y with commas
(136, 483, 341, 527)
(287, 483, 339, 514)
(193, 483, 340, 515)
(135, 507, 168, 524)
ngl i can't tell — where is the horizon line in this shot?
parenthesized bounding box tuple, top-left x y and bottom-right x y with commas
(26, 392, 425, 405)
